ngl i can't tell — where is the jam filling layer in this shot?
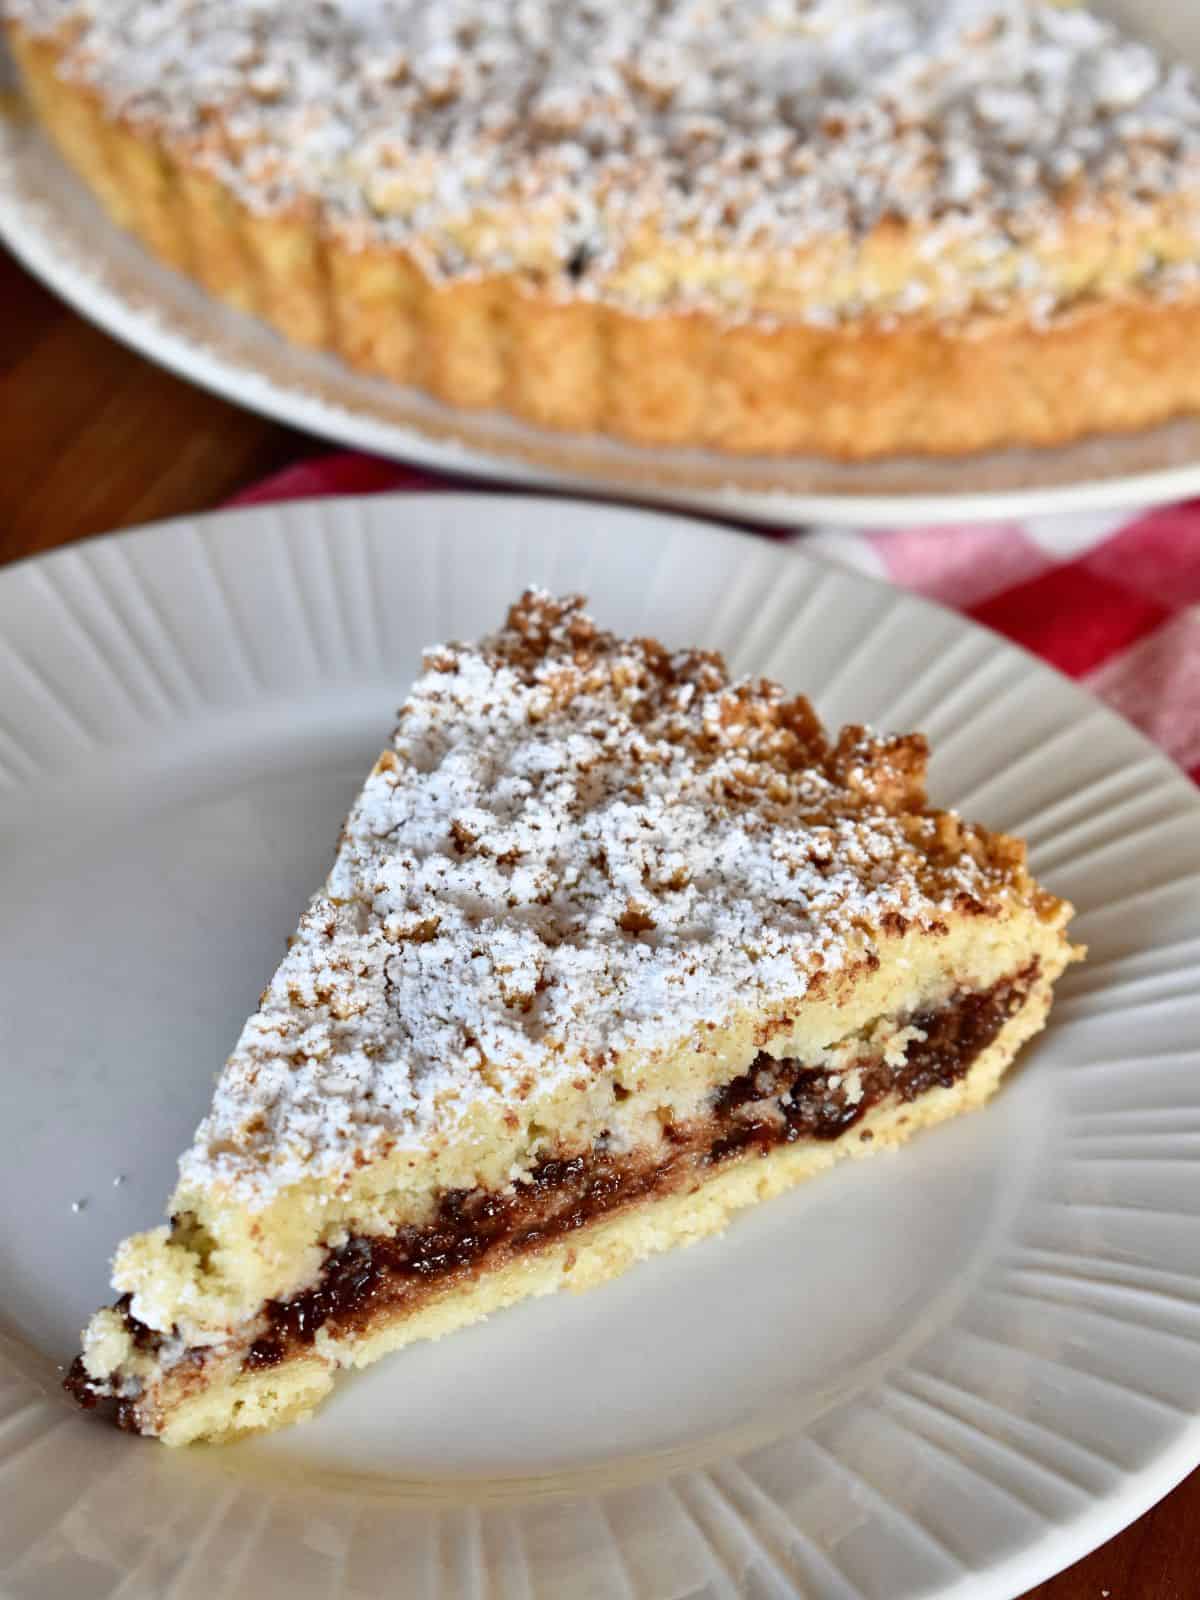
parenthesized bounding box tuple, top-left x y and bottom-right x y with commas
(65, 961, 1036, 1412)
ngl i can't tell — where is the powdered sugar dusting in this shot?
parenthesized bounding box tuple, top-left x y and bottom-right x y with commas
(7, 0, 1200, 318)
(178, 592, 1034, 1203)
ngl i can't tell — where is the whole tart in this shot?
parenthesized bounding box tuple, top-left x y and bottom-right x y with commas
(65, 591, 1081, 1445)
(7, 1, 1200, 459)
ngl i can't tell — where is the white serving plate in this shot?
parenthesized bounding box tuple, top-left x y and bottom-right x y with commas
(3, 0, 1200, 526)
(1, 493, 1199, 1599)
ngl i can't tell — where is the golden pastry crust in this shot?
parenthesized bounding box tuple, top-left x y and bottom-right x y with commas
(8, 8, 1200, 460)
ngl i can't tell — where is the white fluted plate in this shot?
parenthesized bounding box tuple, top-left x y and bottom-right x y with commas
(1, 494, 1199, 1600)
(4, 6, 1200, 528)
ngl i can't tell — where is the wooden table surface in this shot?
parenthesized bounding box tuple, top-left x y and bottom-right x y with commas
(2, 244, 1198, 1599)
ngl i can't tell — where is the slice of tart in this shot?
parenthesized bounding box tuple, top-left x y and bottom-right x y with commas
(66, 590, 1080, 1445)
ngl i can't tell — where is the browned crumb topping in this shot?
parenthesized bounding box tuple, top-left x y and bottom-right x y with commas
(173, 590, 1053, 1205)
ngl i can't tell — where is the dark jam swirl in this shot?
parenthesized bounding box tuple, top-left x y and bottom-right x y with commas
(241, 961, 1036, 1371)
(63, 961, 1037, 1403)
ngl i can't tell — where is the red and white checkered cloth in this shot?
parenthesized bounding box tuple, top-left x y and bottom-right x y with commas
(231, 453, 1200, 788)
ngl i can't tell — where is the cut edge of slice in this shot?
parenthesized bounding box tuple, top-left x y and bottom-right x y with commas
(76, 939, 1071, 1446)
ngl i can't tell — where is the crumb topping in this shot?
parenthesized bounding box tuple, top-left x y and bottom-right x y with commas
(9, 0, 1200, 318)
(178, 590, 1037, 1202)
